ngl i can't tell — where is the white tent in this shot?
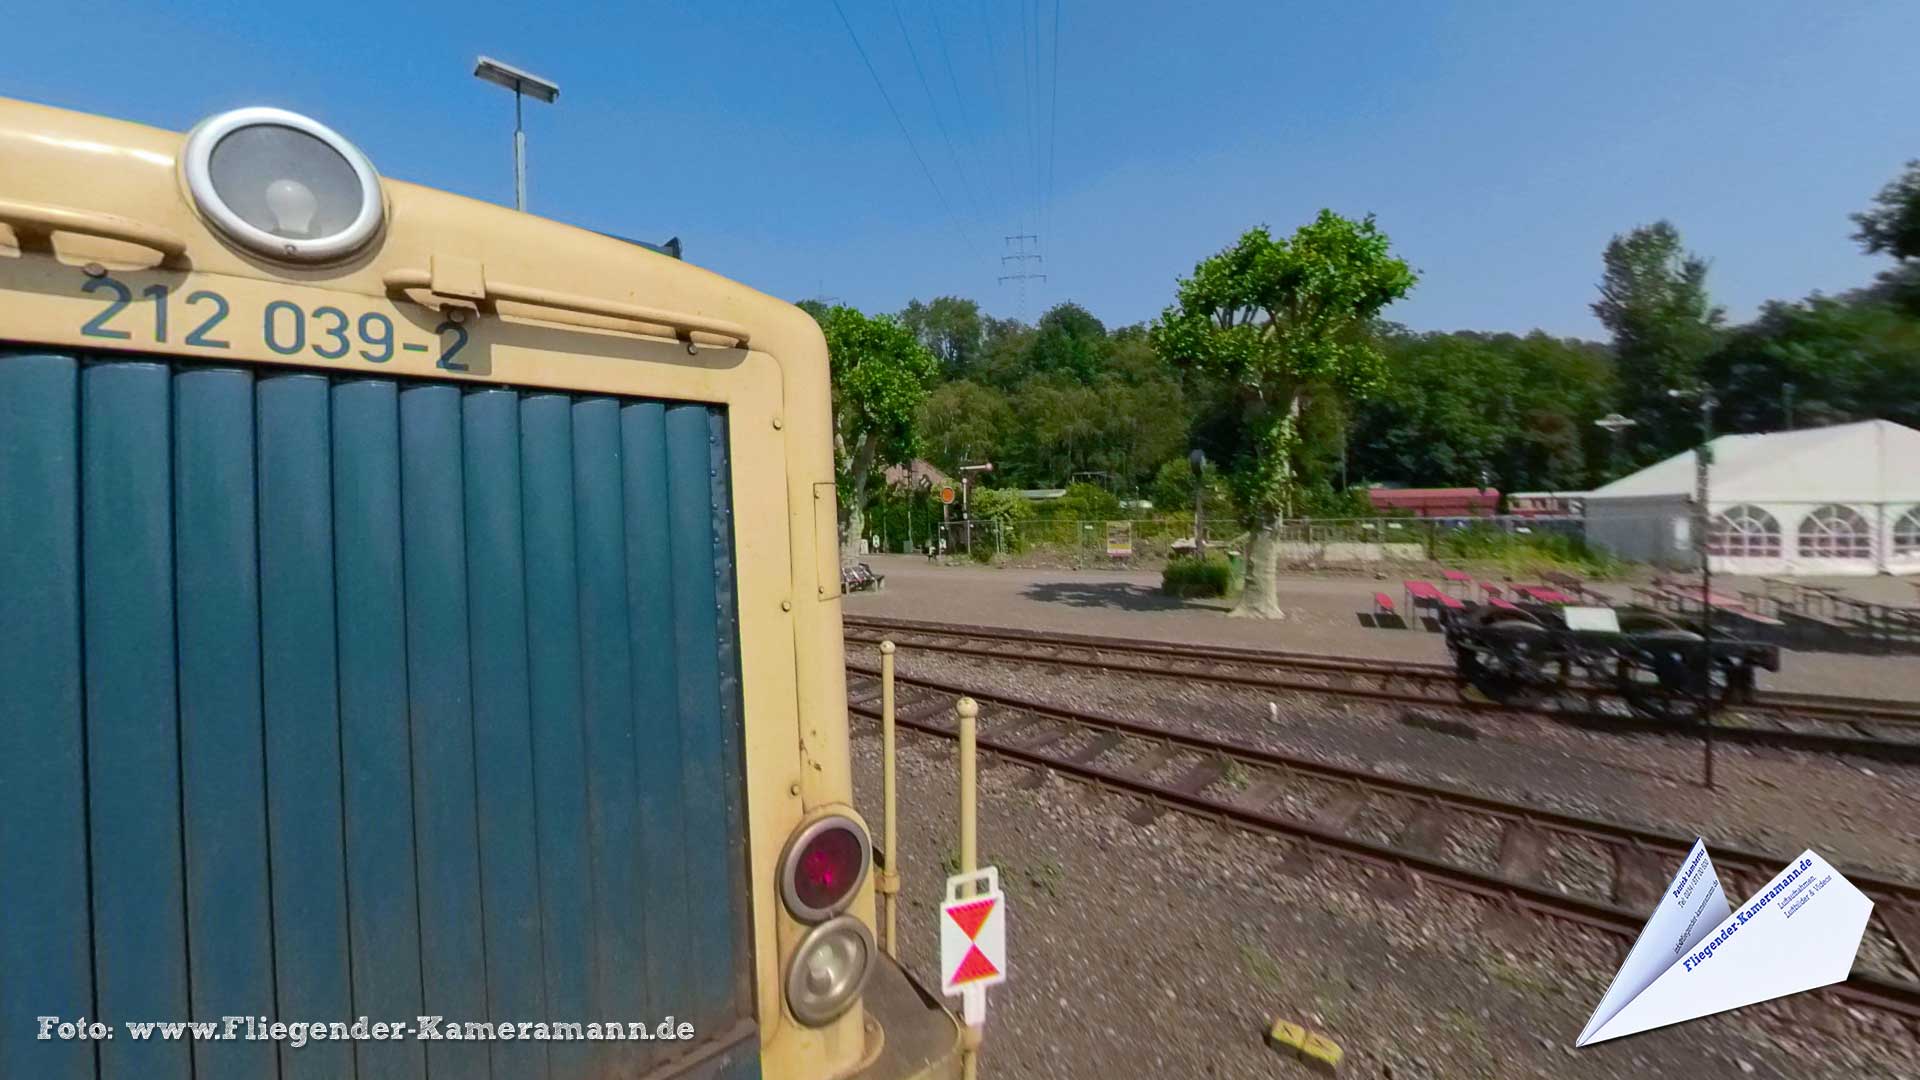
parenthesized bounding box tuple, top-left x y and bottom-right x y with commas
(1584, 419, 1920, 576)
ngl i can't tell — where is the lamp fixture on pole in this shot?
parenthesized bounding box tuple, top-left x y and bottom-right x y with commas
(473, 56, 559, 212)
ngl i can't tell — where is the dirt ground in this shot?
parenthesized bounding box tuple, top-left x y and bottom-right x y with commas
(843, 556, 1920, 701)
(852, 730, 1920, 1080)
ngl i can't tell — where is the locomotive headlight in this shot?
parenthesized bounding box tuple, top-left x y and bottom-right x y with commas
(785, 915, 874, 1027)
(182, 107, 383, 261)
(779, 814, 871, 923)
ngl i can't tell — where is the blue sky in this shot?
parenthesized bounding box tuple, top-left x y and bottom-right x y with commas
(8, 2, 1919, 339)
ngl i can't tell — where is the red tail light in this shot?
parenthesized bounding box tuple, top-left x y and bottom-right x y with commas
(780, 815, 870, 923)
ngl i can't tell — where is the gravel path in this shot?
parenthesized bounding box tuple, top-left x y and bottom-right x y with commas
(851, 726, 1920, 1079)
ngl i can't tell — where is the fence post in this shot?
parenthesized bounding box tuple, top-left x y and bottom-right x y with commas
(956, 695, 982, 1080)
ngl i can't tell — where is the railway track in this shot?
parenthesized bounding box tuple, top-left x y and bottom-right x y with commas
(843, 662, 1920, 1025)
(843, 615, 1920, 762)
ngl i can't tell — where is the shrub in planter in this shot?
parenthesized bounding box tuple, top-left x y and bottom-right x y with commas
(1162, 553, 1232, 597)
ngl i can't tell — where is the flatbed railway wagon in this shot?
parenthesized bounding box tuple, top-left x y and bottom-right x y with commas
(0, 96, 959, 1080)
(1442, 600, 1780, 719)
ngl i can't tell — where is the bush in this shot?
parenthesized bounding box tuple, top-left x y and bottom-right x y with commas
(1046, 482, 1123, 523)
(1162, 553, 1233, 597)
(1433, 523, 1622, 577)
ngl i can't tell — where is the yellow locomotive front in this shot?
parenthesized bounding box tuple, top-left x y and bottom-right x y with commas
(0, 96, 959, 1080)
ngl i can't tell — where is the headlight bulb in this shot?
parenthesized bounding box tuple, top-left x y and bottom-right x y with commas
(264, 178, 319, 237)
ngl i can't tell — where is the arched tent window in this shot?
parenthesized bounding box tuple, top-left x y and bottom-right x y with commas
(1895, 507, 1920, 557)
(1797, 504, 1873, 559)
(1708, 504, 1781, 557)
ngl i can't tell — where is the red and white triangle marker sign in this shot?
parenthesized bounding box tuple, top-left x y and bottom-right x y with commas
(941, 868, 1008, 996)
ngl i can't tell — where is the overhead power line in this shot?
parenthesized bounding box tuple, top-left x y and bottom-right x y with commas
(890, 0, 988, 231)
(930, 2, 1005, 231)
(977, 0, 1028, 234)
(1045, 0, 1061, 251)
(1021, 0, 1040, 230)
(833, 0, 981, 259)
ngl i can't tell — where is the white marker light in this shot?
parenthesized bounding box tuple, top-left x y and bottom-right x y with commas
(182, 107, 383, 261)
(785, 916, 874, 1026)
(264, 178, 319, 237)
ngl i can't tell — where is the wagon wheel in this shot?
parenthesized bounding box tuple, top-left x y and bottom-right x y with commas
(1616, 628, 1736, 722)
(1456, 609, 1557, 707)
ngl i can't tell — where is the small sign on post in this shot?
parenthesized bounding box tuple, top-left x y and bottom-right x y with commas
(940, 867, 1007, 1027)
(1105, 520, 1133, 559)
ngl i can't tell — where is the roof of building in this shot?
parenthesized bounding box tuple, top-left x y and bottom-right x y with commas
(1366, 487, 1500, 503)
(882, 459, 952, 489)
(1587, 419, 1920, 503)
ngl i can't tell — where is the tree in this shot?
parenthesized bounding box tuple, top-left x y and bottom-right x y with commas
(899, 296, 985, 377)
(805, 304, 940, 562)
(918, 380, 1014, 471)
(1149, 456, 1233, 521)
(975, 316, 1037, 389)
(1591, 222, 1724, 461)
(1349, 330, 1615, 492)
(1150, 212, 1416, 618)
(1027, 302, 1110, 383)
(1850, 161, 1920, 313)
(1852, 160, 1920, 261)
(1705, 294, 1920, 432)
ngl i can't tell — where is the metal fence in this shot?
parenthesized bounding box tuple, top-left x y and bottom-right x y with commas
(865, 514, 1589, 561)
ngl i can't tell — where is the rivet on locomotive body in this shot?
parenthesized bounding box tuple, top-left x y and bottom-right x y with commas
(83, 262, 107, 278)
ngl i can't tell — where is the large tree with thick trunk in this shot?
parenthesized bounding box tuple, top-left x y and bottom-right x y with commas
(1150, 212, 1415, 619)
(801, 302, 939, 563)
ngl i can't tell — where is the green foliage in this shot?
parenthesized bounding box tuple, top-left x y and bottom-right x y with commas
(1292, 483, 1376, 519)
(1148, 457, 1234, 519)
(1151, 212, 1417, 525)
(1028, 302, 1109, 382)
(967, 487, 1035, 528)
(899, 296, 985, 377)
(1852, 160, 1920, 262)
(806, 305, 940, 479)
(1706, 294, 1920, 432)
(803, 304, 940, 553)
(1591, 222, 1724, 463)
(1045, 482, 1123, 523)
(918, 380, 1014, 468)
(903, 304, 1187, 495)
(1852, 161, 1920, 314)
(1352, 330, 1616, 490)
(1433, 524, 1622, 578)
(1162, 553, 1233, 597)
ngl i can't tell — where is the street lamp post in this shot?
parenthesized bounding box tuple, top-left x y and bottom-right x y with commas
(474, 56, 559, 212)
(958, 463, 994, 556)
(1594, 412, 1638, 479)
(1667, 385, 1720, 789)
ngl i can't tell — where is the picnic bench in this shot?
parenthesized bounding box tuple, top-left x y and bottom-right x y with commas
(841, 562, 886, 593)
(1658, 583, 1784, 628)
(1438, 569, 1474, 597)
(1512, 585, 1576, 605)
(1403, 580, 1463, 624)
(1540, 570, 1591, 601)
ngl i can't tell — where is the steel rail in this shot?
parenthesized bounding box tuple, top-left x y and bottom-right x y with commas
(844, 664, 1920, 1022)
(843, 616, 1920, 759)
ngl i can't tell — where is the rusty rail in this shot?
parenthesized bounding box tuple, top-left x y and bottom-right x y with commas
(843, 615, 1920, 761)
(845, 661, 1920, 1024)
